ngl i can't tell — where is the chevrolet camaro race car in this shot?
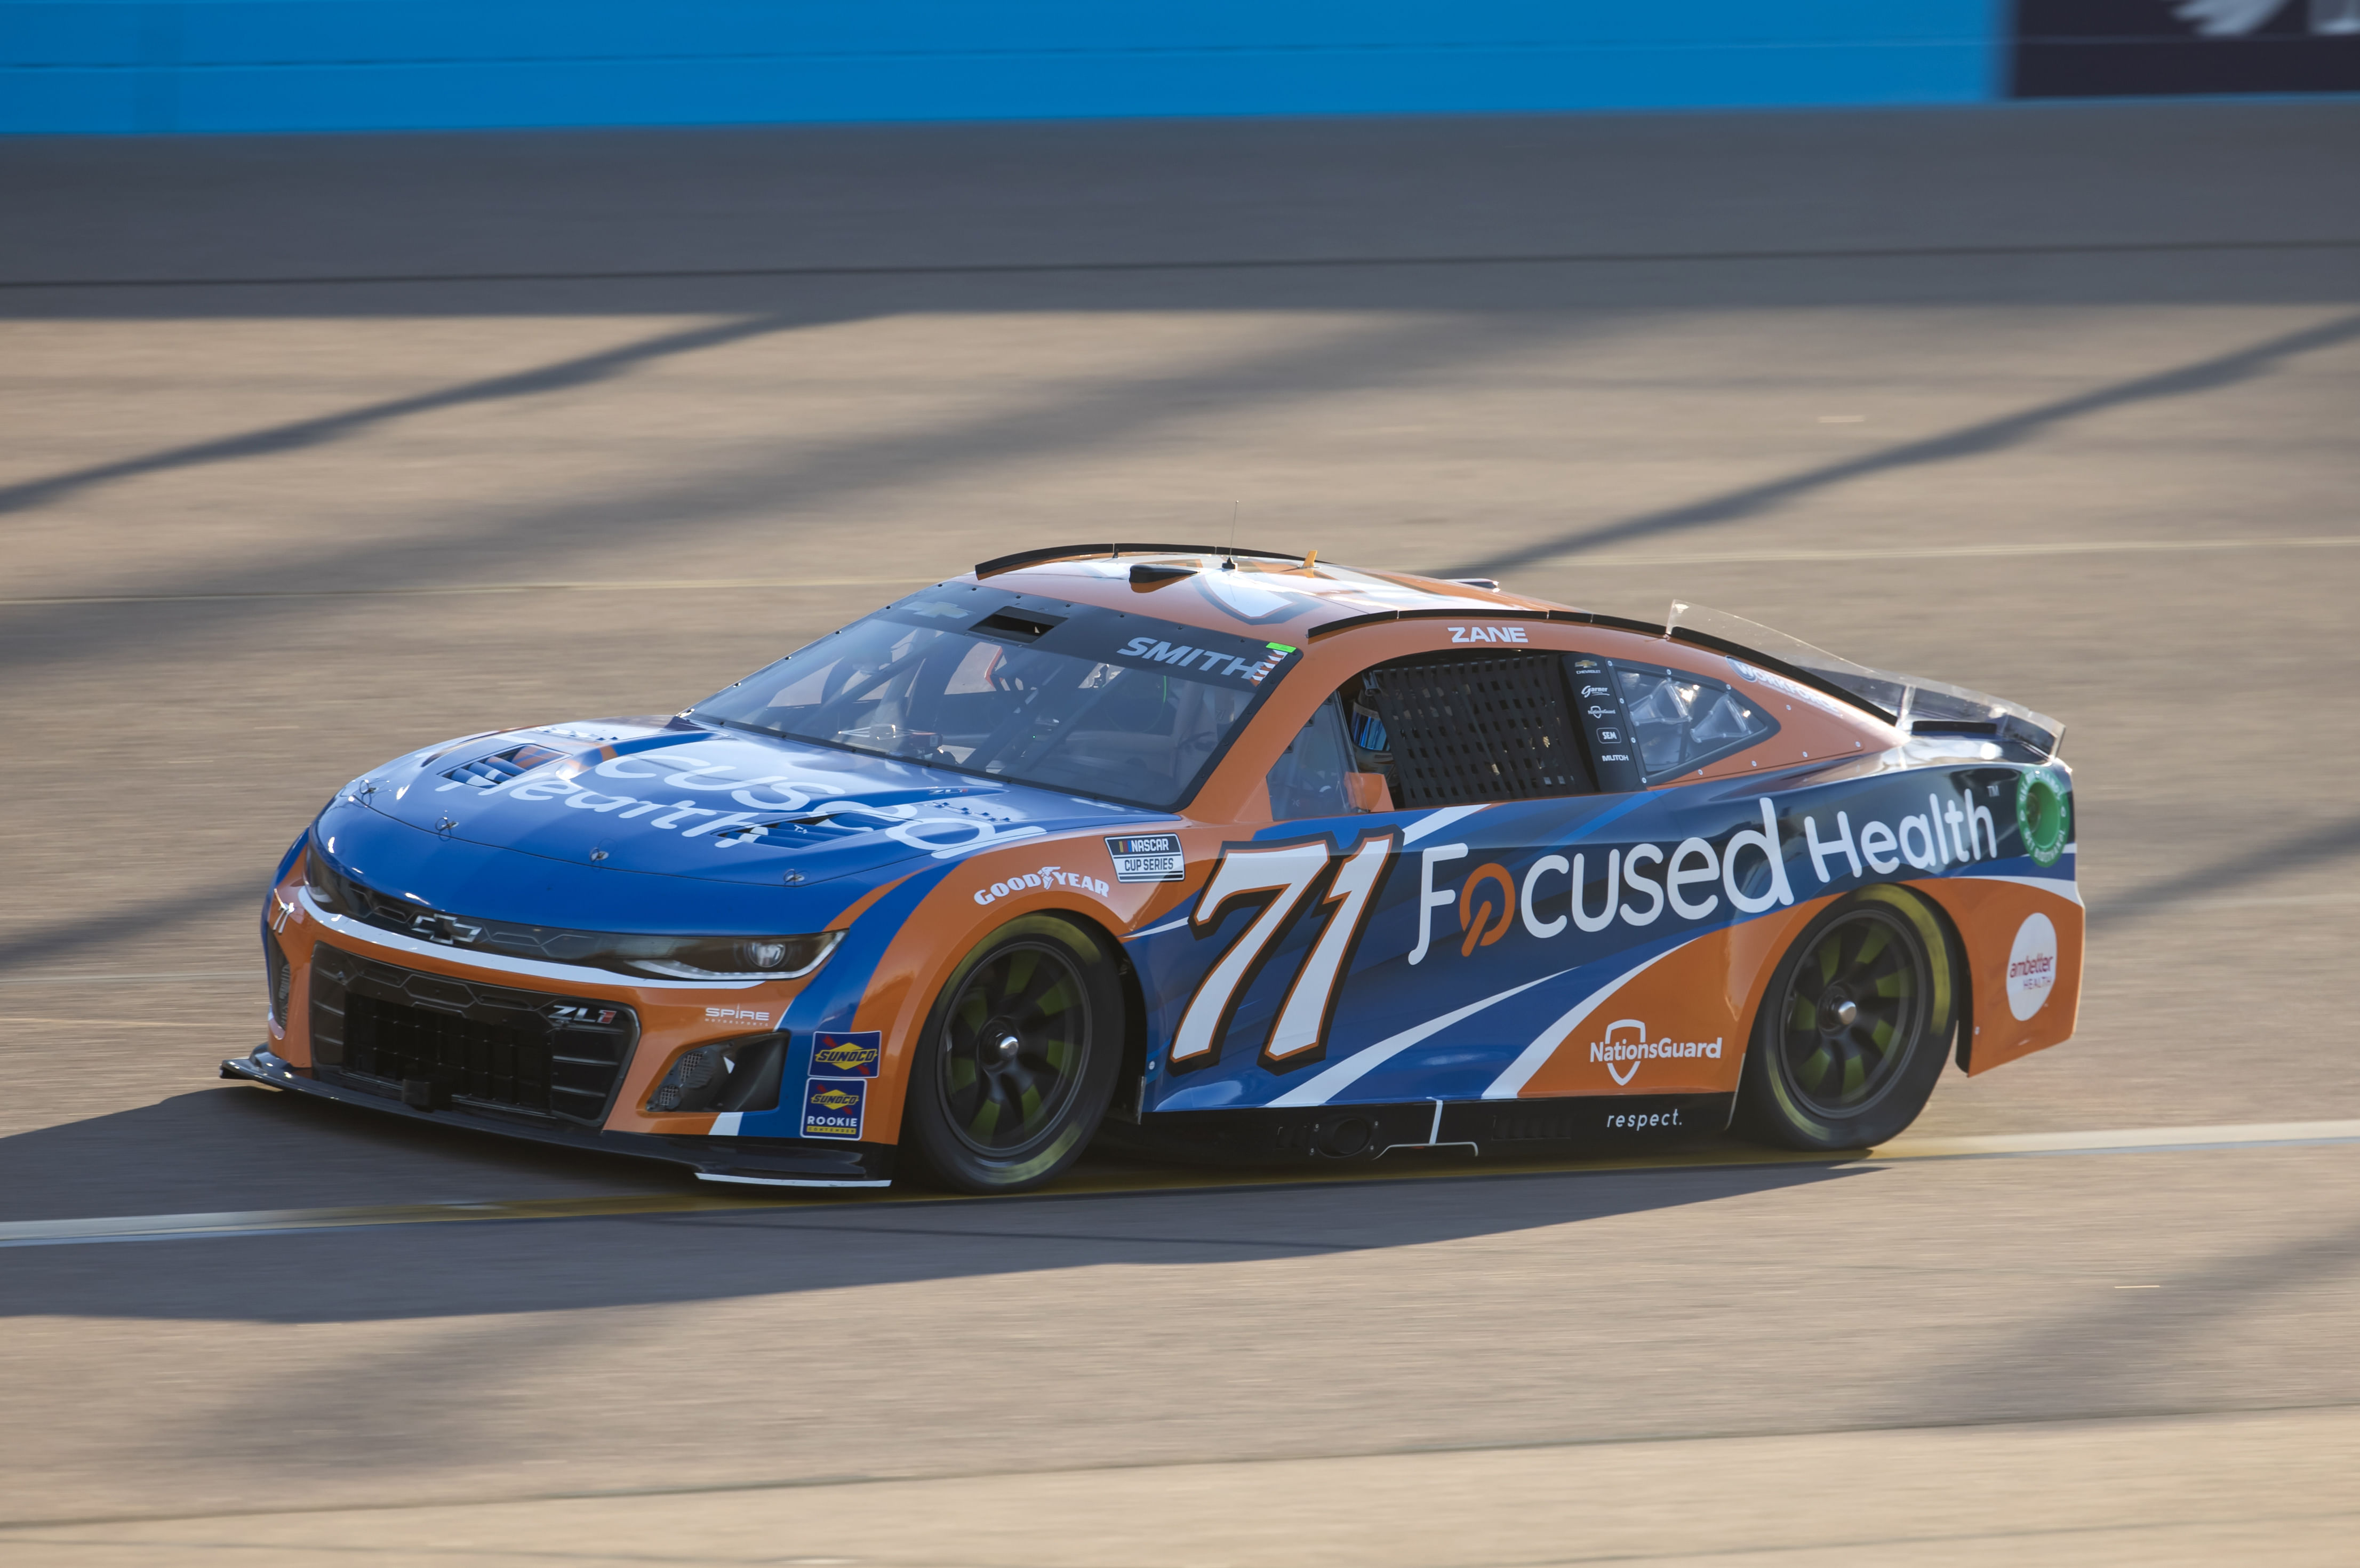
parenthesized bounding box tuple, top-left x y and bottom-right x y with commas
(226, 545, 2082, 1193)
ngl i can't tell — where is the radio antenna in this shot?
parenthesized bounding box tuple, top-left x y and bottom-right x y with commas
(1227, 501, 1239, 569)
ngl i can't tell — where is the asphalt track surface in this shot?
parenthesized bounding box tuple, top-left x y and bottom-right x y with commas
(3, 100, 2359, 1565)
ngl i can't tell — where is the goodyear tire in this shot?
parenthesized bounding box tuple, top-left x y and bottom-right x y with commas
(899, 914, 1124, 1194)
(1737, 886, 1957, 1151)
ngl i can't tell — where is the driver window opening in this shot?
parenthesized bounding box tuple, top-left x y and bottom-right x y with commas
(1335, 652, 1596, 810)
(1265, 697, 1375, 820)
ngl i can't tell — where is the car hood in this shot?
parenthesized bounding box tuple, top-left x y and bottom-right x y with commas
(350, 717, 1156, 889)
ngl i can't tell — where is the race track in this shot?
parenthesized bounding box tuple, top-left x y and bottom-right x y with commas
(3, 99, 2359, 1565)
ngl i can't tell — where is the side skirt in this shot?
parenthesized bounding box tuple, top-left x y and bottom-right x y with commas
(1126, 1093, 1738, 1164)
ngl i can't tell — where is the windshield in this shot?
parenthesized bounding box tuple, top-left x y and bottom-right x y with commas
(692, 586, 1298, 810)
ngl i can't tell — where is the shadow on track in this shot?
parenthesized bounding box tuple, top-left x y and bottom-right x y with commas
(0, 1086, 1866, 1326)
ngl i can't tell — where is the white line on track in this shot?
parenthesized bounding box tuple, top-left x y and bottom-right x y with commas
(1, 575, 938, 606)
(8, 537, 2354, 607)
(3, 1118, 2355, 1250)
(1532, 535, 2360, 570)
(0, 970, 253, 987)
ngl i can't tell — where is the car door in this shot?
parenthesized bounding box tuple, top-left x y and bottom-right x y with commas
(1145, 633, 1793, 1121)
(1149, 637, 1612, 1112)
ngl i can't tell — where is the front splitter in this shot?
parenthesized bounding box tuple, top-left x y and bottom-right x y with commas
(220, 1050, 894, 1188)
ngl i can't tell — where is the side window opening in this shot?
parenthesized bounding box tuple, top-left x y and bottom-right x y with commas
(1344, 651, 1595, 810)
(1265, 697, 1363, 820)
(1611, 661, 1778, 780)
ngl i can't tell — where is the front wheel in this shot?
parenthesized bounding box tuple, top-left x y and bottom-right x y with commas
(1737, 887, 1957, 1151)
(898, 915, 1123, 1194)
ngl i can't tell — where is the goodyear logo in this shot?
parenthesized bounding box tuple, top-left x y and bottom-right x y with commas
(802, 1077, 866, 1140)
(809, 1030, 882, 1079)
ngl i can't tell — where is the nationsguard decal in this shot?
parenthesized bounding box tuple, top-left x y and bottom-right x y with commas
(1587, 1019, 1725, 1087)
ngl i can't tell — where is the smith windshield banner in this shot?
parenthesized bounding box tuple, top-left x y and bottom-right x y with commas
(2012, 0, 2360, 97)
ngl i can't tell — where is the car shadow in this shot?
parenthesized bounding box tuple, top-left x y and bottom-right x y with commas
(0, 1084, 1867, 1326)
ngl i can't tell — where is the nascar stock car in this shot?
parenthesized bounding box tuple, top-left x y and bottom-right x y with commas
(226, 544, 2081, 1193)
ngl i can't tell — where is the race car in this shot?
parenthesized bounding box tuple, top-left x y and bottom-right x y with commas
(225, 545, 2081, 1193)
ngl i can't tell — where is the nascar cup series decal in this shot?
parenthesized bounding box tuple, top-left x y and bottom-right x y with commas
(1107, 834, 1186, 884)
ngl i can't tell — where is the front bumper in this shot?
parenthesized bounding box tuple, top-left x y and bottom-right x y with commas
(221, 1049, 893, 1188)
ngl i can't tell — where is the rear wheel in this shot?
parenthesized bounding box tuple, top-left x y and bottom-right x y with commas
(899, 915, 1123, 1194)
(1738, 887, 1956, 1150)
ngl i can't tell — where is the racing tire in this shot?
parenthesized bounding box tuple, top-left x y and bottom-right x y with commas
(1737, 886, 1957, 1151)
(899, 914, 1124, 1195)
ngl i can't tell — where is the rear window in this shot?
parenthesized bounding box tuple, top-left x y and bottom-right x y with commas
(692, 587, 1298, 810)
(1613, 661, 1778, 781)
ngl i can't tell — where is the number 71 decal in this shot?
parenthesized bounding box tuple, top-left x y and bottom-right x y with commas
(1169, 833, 1395, 1071)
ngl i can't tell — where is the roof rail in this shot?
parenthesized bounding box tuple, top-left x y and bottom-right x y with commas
(1299, 606, 1897, 724)
(974, 542, 1303, 578)
(1306, 606, 1660, 641)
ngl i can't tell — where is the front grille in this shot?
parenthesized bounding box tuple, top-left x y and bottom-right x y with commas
(308, 943, 636, 1124)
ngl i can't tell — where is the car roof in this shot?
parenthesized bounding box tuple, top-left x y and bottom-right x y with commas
(953, 543, 1903, 731)
(959, 543, 1586, 646)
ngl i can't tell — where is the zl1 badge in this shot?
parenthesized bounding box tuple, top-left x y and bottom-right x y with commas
(802, 1078, 867, 1140)
(1106, 833, 1185, 883)
(809, 1030, 882, 1078)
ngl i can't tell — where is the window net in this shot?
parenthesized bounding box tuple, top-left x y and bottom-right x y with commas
(1361, 653, 1592, 808)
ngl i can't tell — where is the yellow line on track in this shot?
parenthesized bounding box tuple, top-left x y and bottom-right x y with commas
(3, 1119, 2356, 1249)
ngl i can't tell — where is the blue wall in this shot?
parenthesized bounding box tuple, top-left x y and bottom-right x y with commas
(0, 2, 2004, 134)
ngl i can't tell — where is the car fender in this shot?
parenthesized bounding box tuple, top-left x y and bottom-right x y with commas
(809, 824, 1196, 1145)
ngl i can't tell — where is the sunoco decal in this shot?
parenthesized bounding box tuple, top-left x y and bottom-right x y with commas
(809, 1031, 882, 1079)
(802, 1078, 867, 1139)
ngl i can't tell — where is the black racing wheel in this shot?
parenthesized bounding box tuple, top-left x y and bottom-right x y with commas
(899, 915, 1124, 1194)
(1737, 886, 1958, 1151)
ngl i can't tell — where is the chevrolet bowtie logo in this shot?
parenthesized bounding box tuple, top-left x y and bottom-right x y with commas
(410, 913, 484, 945)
